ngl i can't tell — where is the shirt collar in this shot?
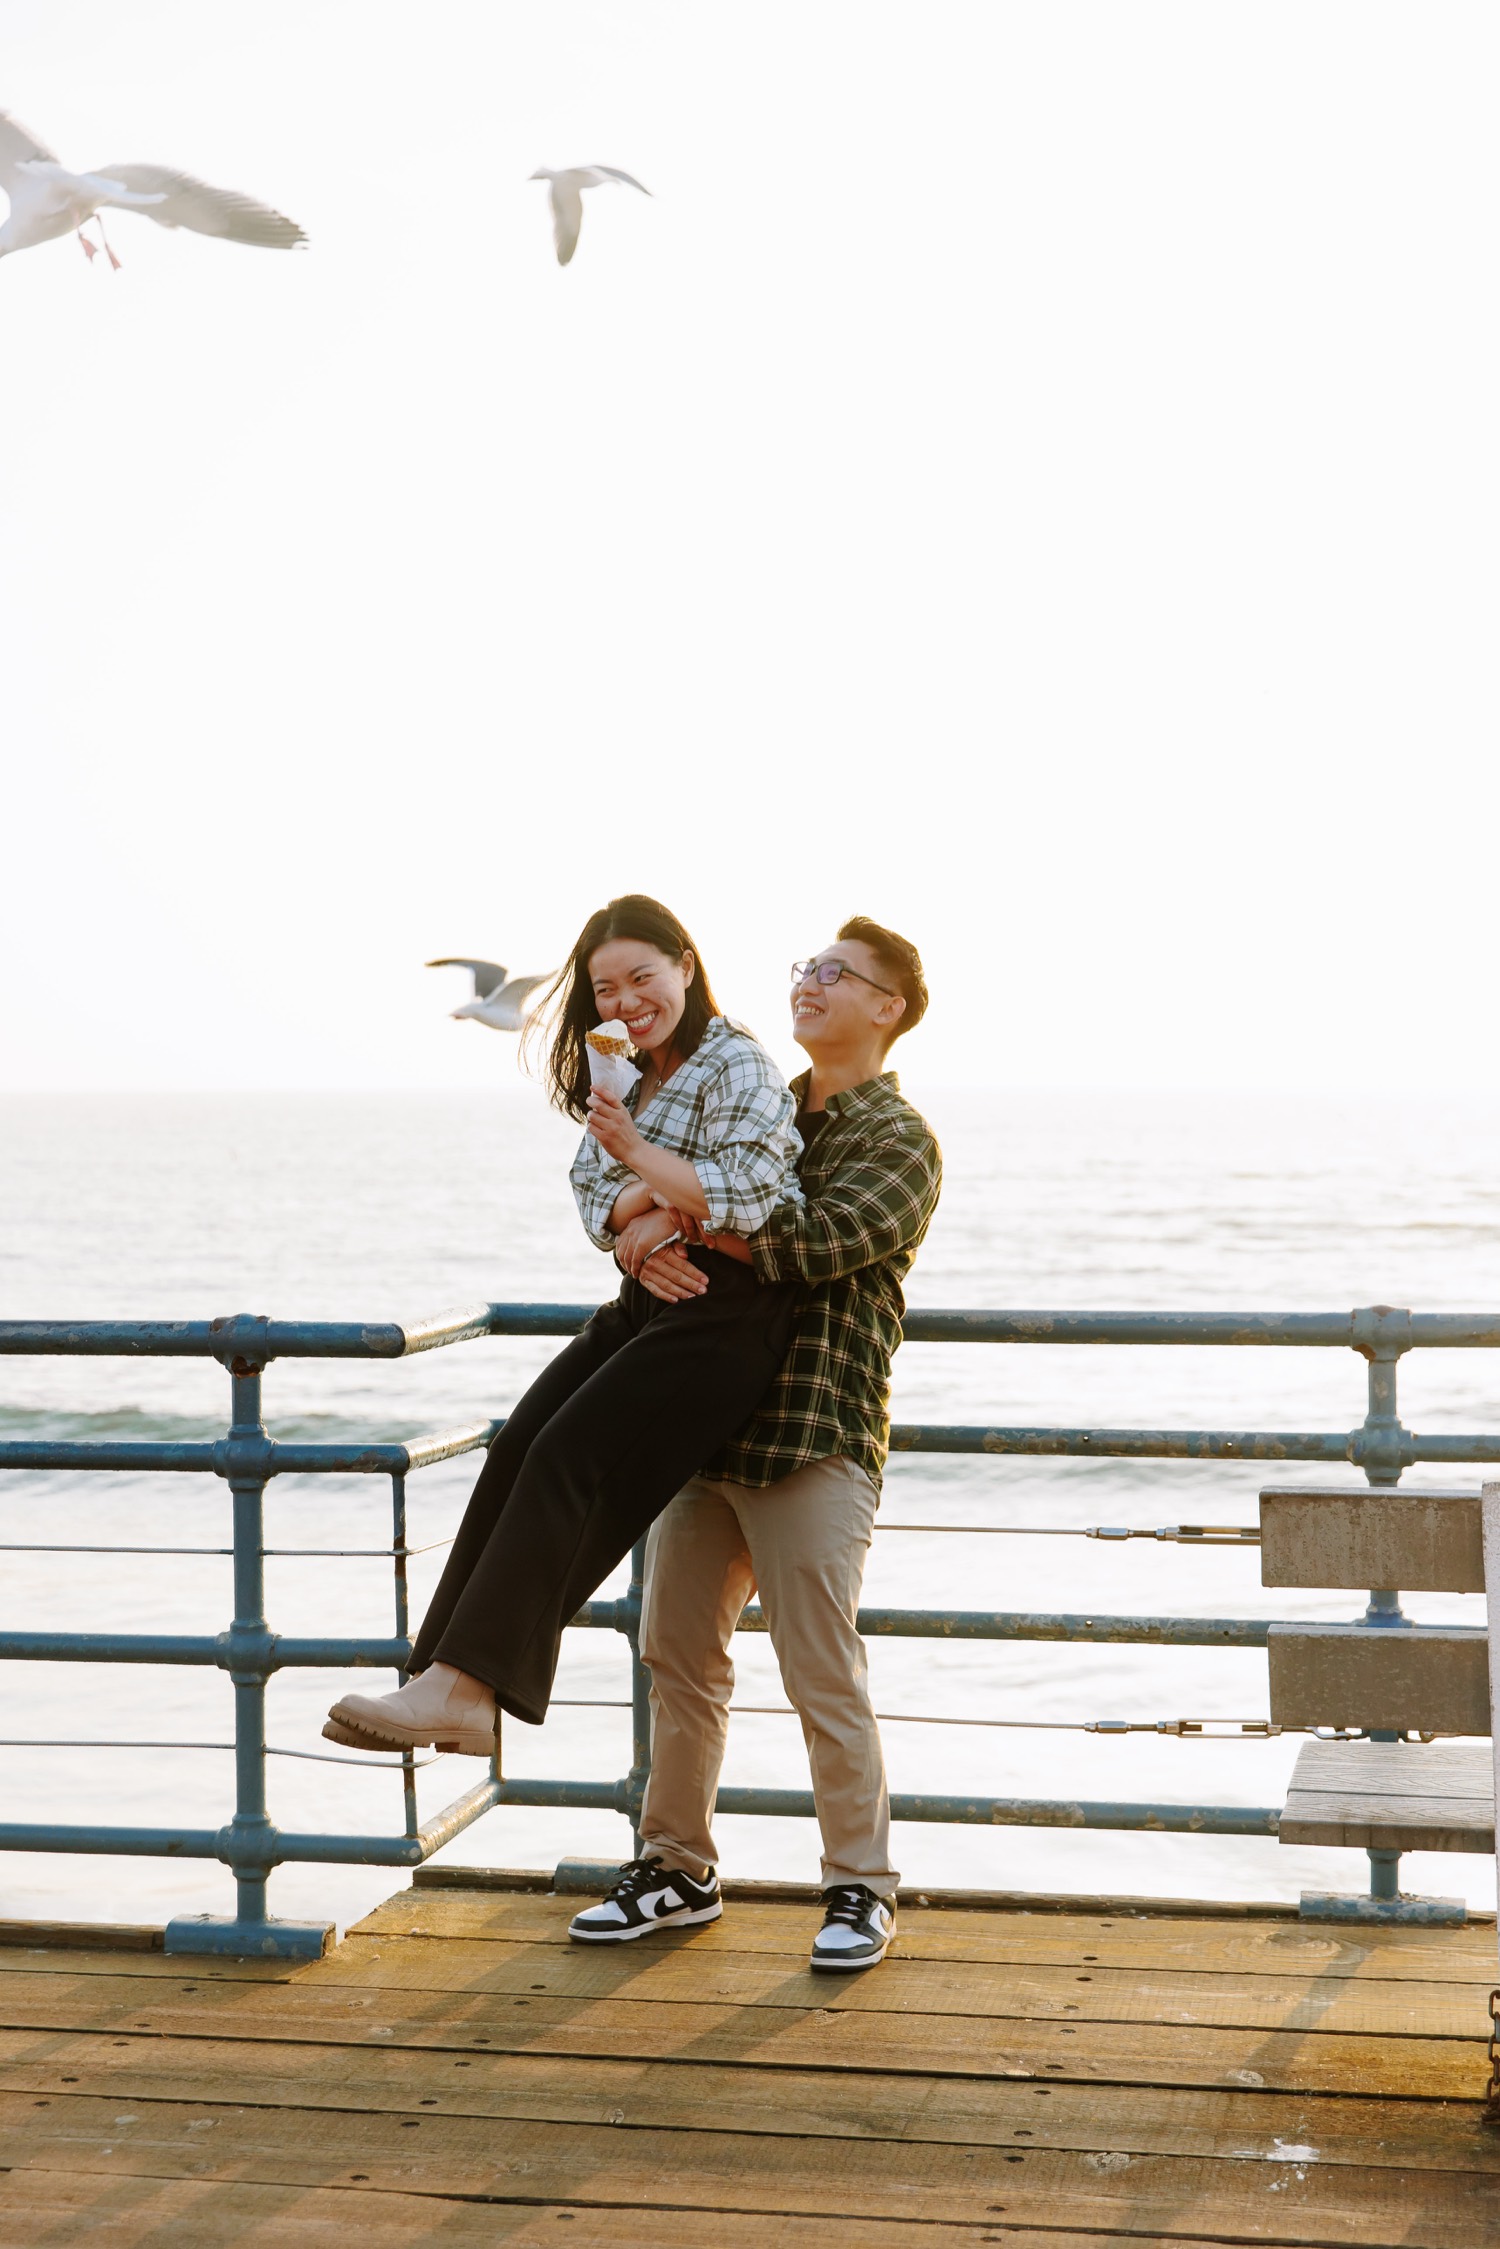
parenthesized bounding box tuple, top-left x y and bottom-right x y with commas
(791, 1069, 901, 1120)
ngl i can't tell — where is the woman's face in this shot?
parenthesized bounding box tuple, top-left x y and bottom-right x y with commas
(588, 939, 695, 1059)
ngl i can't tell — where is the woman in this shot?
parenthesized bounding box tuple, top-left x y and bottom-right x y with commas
(324, 896, 800, 1759)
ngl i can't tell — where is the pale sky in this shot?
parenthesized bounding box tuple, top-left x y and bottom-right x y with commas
(3, 2, 1495, 1093)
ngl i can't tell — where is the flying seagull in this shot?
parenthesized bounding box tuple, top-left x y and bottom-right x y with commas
(0, 109, 306, 269)
(427, 958, 554, 1032)
(529, 166, 650, 267)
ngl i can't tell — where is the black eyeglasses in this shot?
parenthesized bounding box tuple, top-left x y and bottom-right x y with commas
(790, 958, 897, 998)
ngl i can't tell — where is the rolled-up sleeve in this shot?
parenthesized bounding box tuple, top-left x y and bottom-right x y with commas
(693, 1054, 803, 1237)
(569, 1133, 635, 1253)
(750, 1125, 941, 1284)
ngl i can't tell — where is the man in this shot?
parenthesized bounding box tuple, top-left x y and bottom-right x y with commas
(567, 917, 942, 1971)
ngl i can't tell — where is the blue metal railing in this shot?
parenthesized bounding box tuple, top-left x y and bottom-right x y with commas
(0, 1300, 1495, 1956)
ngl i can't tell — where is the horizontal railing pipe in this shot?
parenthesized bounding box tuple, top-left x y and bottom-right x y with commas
(0, 1823, 224, 1858)
(888, 1425, 1361, 1460)
(10, 1303, 1500, 1362)
(481, 1777, 1281, 1837)
(0, 1633, 408, 1668)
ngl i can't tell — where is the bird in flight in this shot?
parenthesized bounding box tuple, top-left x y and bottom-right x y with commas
(427, 959, 555, 1032)
(529, 166, 650, 266)
(0, 109, 306, 269)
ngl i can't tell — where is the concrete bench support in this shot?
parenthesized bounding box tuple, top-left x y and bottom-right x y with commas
(1267, 1624, 1489, 1738)
(1260, 1482, 1490, 1924)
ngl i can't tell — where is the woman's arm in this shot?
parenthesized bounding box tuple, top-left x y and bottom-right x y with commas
(586, 1091, 711, 1217)
(569, 1124, 648, 1252)
(606, 1179, 658, 1232)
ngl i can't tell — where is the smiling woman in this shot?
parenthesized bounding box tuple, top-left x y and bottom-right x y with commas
(322, 892, 806, 1756)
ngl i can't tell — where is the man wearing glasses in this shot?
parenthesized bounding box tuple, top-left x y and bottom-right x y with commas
(568, 917, 942, 1972)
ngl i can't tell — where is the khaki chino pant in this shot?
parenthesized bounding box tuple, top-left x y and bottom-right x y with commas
(638, 1455, 898, 1898)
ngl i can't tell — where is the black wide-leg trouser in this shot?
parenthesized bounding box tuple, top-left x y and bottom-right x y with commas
(409, 1251, 797, 1724)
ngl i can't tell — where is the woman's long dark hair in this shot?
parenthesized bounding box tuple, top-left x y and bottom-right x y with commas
(534, 895, 722, 1122)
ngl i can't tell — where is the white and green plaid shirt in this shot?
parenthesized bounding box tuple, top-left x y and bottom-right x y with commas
(570, 1016, 803, 1252)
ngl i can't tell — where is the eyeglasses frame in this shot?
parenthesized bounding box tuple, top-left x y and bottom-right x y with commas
(789, 957, 899, 999)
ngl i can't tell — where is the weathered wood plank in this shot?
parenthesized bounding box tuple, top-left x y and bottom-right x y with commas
(0, 1972, 1483, 2096)
(0, 1920, 163, 1954)
(4, 2095, 1497, 2244)
(3, 2029, 1497, 2172)
(292, 1931, 1497, 2038)
(358, 1888, 1500, 1984)
(1283, 1739, 1496, 1851)
(0, 1946, 291, 1983)
(0, 2170, 1232, 2249)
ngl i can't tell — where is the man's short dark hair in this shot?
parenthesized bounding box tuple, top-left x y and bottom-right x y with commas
(837, 916, 928, 1046)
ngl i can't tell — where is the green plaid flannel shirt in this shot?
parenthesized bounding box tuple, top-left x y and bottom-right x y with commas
(711, 1070, 942, 1491)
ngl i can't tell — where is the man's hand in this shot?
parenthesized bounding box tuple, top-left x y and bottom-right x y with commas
(587, 1088, 644, 1164)
(681, 1215, 756, 1266)
(614, 1207, 685, 1279)
(634, 1242, 710, 1303)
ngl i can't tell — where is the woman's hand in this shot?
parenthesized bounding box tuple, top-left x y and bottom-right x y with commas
(614, 1207, 686, 1279)
(634, 1242, 710, 1304)
(587, 1088, 645, 1164)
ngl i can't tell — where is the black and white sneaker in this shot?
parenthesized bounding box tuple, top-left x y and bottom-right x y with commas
(810, 1883, 894, 1971)
(567, 1855, 722, 1944)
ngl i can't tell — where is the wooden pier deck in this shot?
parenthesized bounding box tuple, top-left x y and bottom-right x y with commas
(0, 1876, 1496, 2245)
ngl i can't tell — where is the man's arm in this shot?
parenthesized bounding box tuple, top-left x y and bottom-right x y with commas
(747, 1127, 941, 1285)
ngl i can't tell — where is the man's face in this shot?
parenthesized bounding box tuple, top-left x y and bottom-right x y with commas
(790, 939, 901, 1053)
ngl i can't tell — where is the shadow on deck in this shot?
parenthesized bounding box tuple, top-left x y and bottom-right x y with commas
(0, 1876, 1496, 2244)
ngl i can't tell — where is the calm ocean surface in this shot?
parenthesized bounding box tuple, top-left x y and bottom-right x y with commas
(3, 1086, 1498, 1932)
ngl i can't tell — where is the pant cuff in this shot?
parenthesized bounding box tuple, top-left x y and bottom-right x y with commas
(822, 1870, 900, 1900)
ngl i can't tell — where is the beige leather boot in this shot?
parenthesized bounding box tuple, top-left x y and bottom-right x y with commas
(325, 1663, 499, 1759)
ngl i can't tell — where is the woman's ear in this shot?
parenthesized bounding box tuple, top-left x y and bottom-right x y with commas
(680, 951, 696, 987)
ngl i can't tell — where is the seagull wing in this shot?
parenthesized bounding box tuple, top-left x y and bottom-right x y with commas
(0, 112, 60, 186)
(496, 972, 553, 1014)
(587, 166, 651, 196)
(550, 178, 584, 265)
(426, 957, 509, 1000)
(94, 164, 306, 248)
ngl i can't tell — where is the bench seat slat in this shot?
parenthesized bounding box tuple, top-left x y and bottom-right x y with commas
(1280, 1740, 1494, 1854)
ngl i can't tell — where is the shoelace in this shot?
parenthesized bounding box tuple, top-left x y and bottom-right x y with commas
(820, 1884, 879, 1929)
(602, 1855, 676, 1907)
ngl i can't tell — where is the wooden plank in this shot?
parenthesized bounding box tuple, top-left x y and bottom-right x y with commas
(1259, 1487, 1485, 1592)
(1267, 1623, 1491, 1734)
(0, 1920, 163, 1953)
(3, 2095, 1497, 2244)
(0, 1971, 1482, 2096)
(4, 2029, 1498, 2172)
(290, 1931, 1497, 2037)
(359, 1888, 1500, 1982)
(0, 2171, 1246, 2249)
(1283, 1739, 1496, 1851)
(0, 1946, 291, 1983)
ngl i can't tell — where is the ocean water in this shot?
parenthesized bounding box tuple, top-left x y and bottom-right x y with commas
(2, 1085, 1498, 1934)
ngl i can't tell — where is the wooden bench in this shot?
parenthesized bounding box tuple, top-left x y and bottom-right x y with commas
(1259, 1483, 1495, 1923)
